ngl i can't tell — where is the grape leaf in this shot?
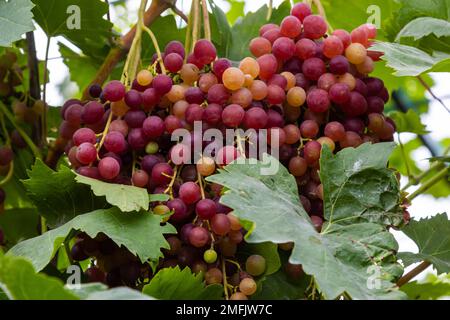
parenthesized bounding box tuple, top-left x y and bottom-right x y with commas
(320, 142, 403, 227)
(31, 0, 112, 59)
(22, 159, 107, 228)
(396, 17, 450, 41)
(0, 253, 78, 300)
(209, 0, 233, 58)
(226, 0, 245, 25)
(8, 207, 176, 271)
(0, 208, 39, 248)
(388, 109, 428, 135)
(370, 41, 450, 76)
(208, 147, 405, 300)
(75, 174, 150, 212)
(142, 266, 223, 300)
(68, 283, 154, 300)
(321, 0, 400, 41)
(0, 0, 35, 47)
(401, 273, 450, 300)
(399, 213, 450, 274)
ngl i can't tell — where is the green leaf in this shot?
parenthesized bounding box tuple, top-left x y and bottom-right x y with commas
(0, 0, 35, 47)
(0, 253, 78, 300)
(209, 0, 233, 58)
(238, 242, 281, 277)
(396, 17, 450, 41)
(388, 109, 428, 134)
(320, 143, 403, 227)
(59, 43, 100, 97)
(47, 106, 63, 139)
(149, 193, 170, 202)
(389, 138, 422, 176)
(399, 213, 450, 273)
(0, 208, 39, 248)
(142, 266, 223, 300)
(401, 273, 450, 300)
(32, 0, 112, 59)
(226, 0, 245, 25)
(66, 283, 154, 300)
(207, 151, 405, 300)
(371, 41, 450, 76)
(8, 207, 176, 271)
(321, 0, 400, 41)
(22, 160, 107, 228)
(421, 167, 450, 198)
(75, 174, 149, 213)
(85, 287, 154, 300)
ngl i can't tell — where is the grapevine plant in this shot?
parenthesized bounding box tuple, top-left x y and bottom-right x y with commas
(0, 0, 449, 300)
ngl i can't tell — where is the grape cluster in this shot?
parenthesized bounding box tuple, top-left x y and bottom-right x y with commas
(1, 50, 46, 218)
(60, 2, 395, 299)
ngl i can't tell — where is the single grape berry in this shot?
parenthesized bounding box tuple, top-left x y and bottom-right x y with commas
(204, 249, 218, 263)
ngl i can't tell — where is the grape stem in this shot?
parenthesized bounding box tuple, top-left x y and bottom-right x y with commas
(266, 0, 273, 21)
(164, 165, 179, 199)
(0, 102, 42, 160)
(406, 167, 449, 201)
(142, 24, 167, 74)
(225, 259, 241, 270)
(184, 2, 194, 58)
(197, 170, 206, 199)
(221, 258, 230, 300)
(0, 162, 14, 187)
(398, 133, 413, 180)
(192, 0, 200, 46)
(401, 144, 449, 191)
(41, 36, 50, 146)
(397, 261, 431, 287)
(96, 110, 114, 152)
(417, 75, 450, 114)
(201, 0, 211, 42)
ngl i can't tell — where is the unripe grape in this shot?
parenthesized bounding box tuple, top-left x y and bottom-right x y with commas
(345, 43, 367, 65)
(245, 255, 266, 276)
(203, 249, 218, 263)
(239, 278, 257, 296)
(222, 67, 245, 91)
(239, 57, 260, 79)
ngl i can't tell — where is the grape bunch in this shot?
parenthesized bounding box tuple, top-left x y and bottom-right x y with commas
(59, 2, 395, 299)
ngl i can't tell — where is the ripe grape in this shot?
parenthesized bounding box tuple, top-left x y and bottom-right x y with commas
(189, 227, 210, 248)
(329, 83, 350, 105)
(239, 278, 257, 296)
(324, 121, 346, 141)
(300, 120, 319, 138)
(302, 57, 326, 81)
(332, 29, 351, 48)
(303, 15, 327, 39)
(132, 169, 149, 187)
(103, 80, 126, 102)
(291, 2, 312, 22)
(267, 85, 286, 105)
(212, 58, 232, 81)
(249, 37, 272, 57)
(243, 107, 268, 129)
(168, 198, 189, 222)
(329, 55, 349, 75)
(76, 142, 97, 164)
(152, 74, 173, 95)
(151, 163, 174, 186)
(196, 198, 216, 219)
(306, 88, 330, 113)
(303, 140, 322, 164)
(82, 101, 104, 124)
(222, 104, 245, 127)
(256, 54, 278, 80)
(165, 40, 186, 59)
(136, 70, 153, 86)
(179, 181, 201, 204)
(323, 35, 344, 58)
(205, 268, 223, 285)
(0, 146, 13, 166)
(164, 53, 183, 73)
(211, 213, 231, 236)
(104, 131, 127, 154)
(289, 156, 308, 177)
(250, 80, 268, 101)
(345, 43, 367, 65)
(142, 116, 165, 139)
(198, 73, 218, 93)
(222, 67, 245, 91)
(180, 63, 200, 84)
(207, 84, 230, 105)
(124, 109, 146, 128)
(98, 157, 121, 180)
(193, 39, 217, 65)
(127, 128, 147, 150)
(239, 57, 260, 79)
(272, 37, 296, 61)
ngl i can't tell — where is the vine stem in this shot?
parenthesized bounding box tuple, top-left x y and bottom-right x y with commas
(192, 0, 200, 45)
(398, 134, 413, 180)
(417, 75, 450, 114)
(397, 261, 431, 287)
(164, 165, 179, 199)
(201, 0, 211, 41)
(184, 3, 194, 58)
(266, 0, 273, 21)
(142, 24, 167, 74)
(41, 36, 51, 146)
(0, 102, 42, 159)
(81, 0, 174, 100)
(406, 167, 449, 201)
